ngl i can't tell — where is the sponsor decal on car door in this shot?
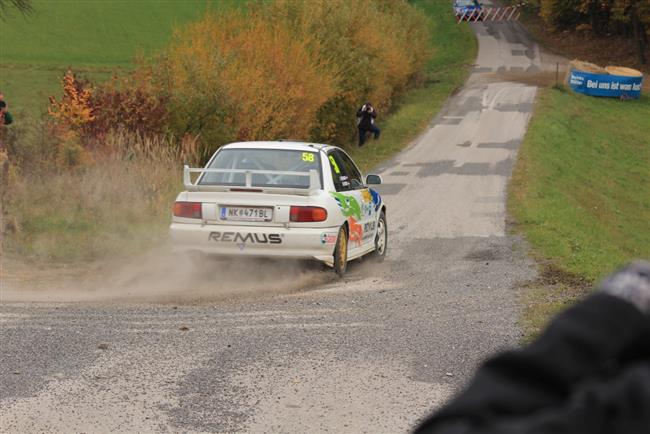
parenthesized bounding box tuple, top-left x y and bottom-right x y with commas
(339, 150, 378, 248)
(328, 150, 374, 249)
(359, 188, 378, 243)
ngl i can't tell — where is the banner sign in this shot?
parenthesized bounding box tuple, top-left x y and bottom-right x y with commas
(569, 69, 643, 99)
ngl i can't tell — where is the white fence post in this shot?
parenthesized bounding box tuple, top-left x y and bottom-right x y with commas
(456, 5, 520, 24)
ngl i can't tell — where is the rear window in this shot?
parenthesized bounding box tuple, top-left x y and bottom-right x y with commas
(199, 148, 322, 189)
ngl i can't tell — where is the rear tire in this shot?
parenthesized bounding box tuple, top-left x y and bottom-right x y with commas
(333, 225, 348, 277)
(371, 211, 387, 261)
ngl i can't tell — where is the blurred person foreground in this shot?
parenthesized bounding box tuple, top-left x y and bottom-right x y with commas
(416, 261, 650, 434)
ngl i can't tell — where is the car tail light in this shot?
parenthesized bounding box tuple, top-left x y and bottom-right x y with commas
(290, 206, 328, 222)
(173, 202, 202, 219)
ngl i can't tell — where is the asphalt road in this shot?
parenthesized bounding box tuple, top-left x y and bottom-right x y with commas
(1, 15, 555, 434)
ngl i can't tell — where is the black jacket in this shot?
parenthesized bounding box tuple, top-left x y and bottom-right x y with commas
(415, 293, 650, 434)
(357, 106, 377, 129)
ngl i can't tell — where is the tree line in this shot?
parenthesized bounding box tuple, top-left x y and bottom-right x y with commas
(526, 0, 650, 64)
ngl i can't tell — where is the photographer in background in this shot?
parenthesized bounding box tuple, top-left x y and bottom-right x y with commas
(415, 261, 650, 434)
(356, 102, 380, 147)
(0, 92, 13, 125)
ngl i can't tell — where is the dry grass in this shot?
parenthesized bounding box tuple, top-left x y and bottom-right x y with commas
(604, 66, 644, 77)
(4, 131, 195, 261)
(569, 59, 607, 74)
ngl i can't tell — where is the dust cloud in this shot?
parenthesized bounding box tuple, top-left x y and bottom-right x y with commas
(0, 249, 333, 304)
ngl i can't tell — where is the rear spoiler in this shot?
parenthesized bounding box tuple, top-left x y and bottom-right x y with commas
(183, 165, 322, 196)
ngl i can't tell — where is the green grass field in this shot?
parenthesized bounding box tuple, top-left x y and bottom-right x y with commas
(0, 0, 241, 116)
(0, 0, 242, 66)
(509, 87, 650, 338)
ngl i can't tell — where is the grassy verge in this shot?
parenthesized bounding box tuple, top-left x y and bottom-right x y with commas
(352, 0, 477, 172)
(509, 87, 650, 339)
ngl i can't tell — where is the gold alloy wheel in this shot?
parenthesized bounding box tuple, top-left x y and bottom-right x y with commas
(376, 216, 386, 255)
(338, 230, 347, 264)
(334, 226, 348, 276)
(372, 211, 387, 261)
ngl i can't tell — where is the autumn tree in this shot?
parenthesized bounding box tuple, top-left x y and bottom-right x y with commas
(158, 0, 430, 155)
(48, 70, 94, 133)
(535, 0, 650, 64)
(540, 0, 582, 30)
(159, 10, 337, 158)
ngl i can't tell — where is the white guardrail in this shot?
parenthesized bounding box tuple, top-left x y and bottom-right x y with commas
(457, 6, 521, 23)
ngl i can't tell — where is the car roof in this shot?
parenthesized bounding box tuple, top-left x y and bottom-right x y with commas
(221, 141, 335, 152)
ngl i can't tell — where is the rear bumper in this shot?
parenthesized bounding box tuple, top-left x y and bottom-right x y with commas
(169, 222, 339, 265)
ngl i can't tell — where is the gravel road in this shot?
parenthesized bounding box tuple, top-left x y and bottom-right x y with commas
(1, 15, 554, 434)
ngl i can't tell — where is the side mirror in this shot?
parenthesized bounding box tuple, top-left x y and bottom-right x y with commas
(365, 174, 382, 185)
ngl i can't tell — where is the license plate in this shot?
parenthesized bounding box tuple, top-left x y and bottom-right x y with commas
(220, 206, 273, 222)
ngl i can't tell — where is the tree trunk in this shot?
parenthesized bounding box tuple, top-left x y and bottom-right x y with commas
(633, 11, 647, 64)
(590, 3, 598, 35)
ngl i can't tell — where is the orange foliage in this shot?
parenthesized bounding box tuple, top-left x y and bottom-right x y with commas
(48, 70, 94, 131)
(88, 65, 169, 140)
(160, 0, 430, 151)
(46, 70, 94, 166)
(47, 66, 170, 165)
(46, 1, 431, 164)
(48, 65, 168, 147)
(163, 10, 336, 152)
(256, 0, 430, 144)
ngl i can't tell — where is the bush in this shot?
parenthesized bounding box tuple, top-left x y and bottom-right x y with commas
(1, 113, 58, 171)
(47, 70, 95, 134)
(266, 0, 430, 144)
(87, 65, 169, 140)
(539, 0, 582, 30)
(159, 8, 338, 158)
(45, 1, 431, 158)
(158, 0, 430, 152)
(47, 68, 170, 157)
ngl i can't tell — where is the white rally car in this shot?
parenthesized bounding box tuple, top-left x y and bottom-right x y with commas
(169, 141, 387, 276)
